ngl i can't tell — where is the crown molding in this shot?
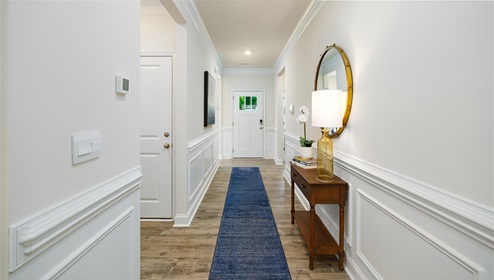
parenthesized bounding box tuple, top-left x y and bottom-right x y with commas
(175, 0, 223, 70)
(273, 0, 325, 72)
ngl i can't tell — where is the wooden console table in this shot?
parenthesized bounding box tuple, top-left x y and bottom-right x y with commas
(290, 163, 348, 270)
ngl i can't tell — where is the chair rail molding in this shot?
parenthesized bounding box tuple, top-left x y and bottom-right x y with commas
(9, 167, 142, 272)
(334, 150, 494, 249)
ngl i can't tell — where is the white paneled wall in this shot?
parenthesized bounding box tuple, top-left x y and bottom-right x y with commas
(332, 151, 493, 280)
(222, 127, 233, 159)
(174, 131, 219, 227)
(8, 169, 142, 280)
(264, 127, 276, 159)
(285, 133, 493, 279)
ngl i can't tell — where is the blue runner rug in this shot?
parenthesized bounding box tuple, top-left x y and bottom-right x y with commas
(209, 167, 291, 280)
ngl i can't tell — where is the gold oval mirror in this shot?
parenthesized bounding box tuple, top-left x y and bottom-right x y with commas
(314, 44, 353, 138)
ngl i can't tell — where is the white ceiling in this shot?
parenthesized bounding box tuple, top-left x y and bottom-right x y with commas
(143, 0, 313, 69)
(194, 0, 312, 69)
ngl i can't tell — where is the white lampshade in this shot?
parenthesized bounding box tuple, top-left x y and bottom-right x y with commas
(311, 90, 345, 128)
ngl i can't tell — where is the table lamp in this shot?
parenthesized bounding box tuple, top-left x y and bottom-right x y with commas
(311, 90, 345, 182)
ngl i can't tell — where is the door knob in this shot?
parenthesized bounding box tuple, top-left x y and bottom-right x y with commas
(164, 132, 170, 137)
(163, 143, 170, 149)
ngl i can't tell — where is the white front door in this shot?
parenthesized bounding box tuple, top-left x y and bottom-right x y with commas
(233, 91, 264, 157)
(140, 56, 172, 218)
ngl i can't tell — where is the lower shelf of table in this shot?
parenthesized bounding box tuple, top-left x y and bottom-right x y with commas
(292, 211, 340, 255)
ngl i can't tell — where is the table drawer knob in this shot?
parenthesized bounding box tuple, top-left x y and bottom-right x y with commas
(291, 172, 296, 177)
(301, 183, 305, 188)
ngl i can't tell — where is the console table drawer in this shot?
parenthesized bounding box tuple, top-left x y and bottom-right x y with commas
(291, 169, 310, 198)
(291, 165, 346, 204)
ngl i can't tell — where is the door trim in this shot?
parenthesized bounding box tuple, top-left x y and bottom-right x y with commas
(231, 89, 265, 158)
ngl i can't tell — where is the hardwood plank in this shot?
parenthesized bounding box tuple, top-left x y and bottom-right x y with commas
(141, 159, 350, 280)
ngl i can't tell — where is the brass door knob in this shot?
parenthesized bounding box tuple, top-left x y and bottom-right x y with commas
(164, 132, 170, 137)
(163, 143, 170, 149)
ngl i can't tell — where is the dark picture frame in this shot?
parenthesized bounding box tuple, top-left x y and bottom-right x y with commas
(204, 71, 216, 127)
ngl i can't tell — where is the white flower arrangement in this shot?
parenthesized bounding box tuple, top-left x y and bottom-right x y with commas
(296, 106, 309, 124)
(296, 106, 314, 147)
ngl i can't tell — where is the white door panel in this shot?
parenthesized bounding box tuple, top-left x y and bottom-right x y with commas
(140, 56, 172, 218)
(233, 91, 263, 157)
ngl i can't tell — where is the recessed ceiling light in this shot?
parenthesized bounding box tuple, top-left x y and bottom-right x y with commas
(244, 50, 252, 55)
(241, 62, 251, 66)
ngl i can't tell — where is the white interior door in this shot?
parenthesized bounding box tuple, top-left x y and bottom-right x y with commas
(233, 91, 263, 157)
(140, 56, 172, 218)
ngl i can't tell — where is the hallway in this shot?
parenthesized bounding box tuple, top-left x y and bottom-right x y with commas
(140, 159, 350, 279)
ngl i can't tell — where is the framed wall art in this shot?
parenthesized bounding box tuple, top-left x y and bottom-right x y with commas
(204, 71, 216, 127)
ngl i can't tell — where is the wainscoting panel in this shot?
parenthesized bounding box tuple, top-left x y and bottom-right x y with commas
(188, 151, 204, 200)
(357, 190, 481, 280)
(175, 131, 219, 227)
(222, 127, 232, 159)
(283, 143, 493, 280)
(283, 132, 300, 182)
(45, 207, 135, 280)
(8, 168, 142, 280)
(264, 127, 276, 159)
(333, 151, 493, 280)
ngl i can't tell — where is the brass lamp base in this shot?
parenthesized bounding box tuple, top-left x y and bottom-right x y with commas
(316, 128, 334, 182)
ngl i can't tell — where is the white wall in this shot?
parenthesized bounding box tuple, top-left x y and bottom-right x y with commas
(186, 22, 220, 142)
(141, 2, 176, 53)
(171, 0, 221, 226)
(288, 0, 493, 208)
(139, 0, 221, 226)
(221, 71, 276, 159)
(0, 1, 6, 278)
(275, 70, 285, 164)
(279, 1, 493, 279)
(5, 0, 142, 278)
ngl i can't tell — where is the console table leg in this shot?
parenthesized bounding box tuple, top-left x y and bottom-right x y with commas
(309, 206, 315, 270)
(338, 249, 345, 271)
(309, 252, 314, 270)
(339, 203, 346, 271)
(291, 180, 295, 224)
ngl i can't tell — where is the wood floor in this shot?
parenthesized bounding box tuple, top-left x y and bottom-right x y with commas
(141, 159, 350, 280)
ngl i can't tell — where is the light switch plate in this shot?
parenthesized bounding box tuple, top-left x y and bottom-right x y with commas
(71, 131, 101, 165)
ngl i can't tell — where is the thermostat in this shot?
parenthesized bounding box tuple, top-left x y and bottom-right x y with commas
(115, 75, 130, 94)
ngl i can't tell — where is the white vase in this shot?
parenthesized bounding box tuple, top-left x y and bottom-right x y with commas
(299, 147, 314, 159)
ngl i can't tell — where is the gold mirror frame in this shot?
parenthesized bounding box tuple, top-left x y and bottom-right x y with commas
(314, 44, 353, 138)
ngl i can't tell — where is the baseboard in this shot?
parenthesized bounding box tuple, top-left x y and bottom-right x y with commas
(273, 157, 283, 165)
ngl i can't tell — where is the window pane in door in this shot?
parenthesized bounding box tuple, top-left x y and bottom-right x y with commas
(239, 96, 245, 110)
(252, 96, 257, 110)
(246, 96, 251, 110)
